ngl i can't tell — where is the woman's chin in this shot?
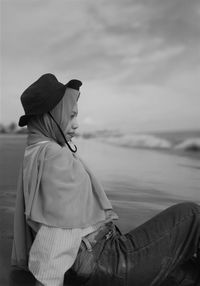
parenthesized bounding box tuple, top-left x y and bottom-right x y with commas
(66, 134, 74, 141)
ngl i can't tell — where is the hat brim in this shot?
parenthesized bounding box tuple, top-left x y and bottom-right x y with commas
(18, 114, 33, 127)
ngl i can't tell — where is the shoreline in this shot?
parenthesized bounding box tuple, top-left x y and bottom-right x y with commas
(1, 133, 199, 161)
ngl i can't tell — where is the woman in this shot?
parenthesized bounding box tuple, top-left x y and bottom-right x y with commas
(11, 73, 200, 286)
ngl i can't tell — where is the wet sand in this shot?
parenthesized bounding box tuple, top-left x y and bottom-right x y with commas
(1, 135, 200, 285)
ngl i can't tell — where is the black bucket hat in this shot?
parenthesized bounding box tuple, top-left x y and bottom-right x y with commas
(18, 73, 82, 127)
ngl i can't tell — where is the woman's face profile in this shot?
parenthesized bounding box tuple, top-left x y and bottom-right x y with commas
(65, 103, 79, 139)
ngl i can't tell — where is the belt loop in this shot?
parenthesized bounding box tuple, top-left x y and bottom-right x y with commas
(82, 237, 93, 252)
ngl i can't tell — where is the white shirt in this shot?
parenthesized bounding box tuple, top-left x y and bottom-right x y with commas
(29, 224, 98, 286)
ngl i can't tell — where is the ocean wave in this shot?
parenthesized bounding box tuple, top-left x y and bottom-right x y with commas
(80, 130, 200, 152)
(100, 134, 172, 149)
(174, 138, 200, 151)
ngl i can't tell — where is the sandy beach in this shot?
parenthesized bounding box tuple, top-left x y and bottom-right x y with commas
(0, 134, 200, 285)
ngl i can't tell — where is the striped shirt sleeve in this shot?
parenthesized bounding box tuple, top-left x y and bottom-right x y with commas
(28, 225, 88, 286)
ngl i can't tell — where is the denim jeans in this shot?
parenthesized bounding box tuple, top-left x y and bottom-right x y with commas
(65, 202, 200, 286)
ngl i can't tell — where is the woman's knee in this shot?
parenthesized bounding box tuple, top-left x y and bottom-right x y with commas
(171, 201, 200, 218)
(177, 201, 200, 211)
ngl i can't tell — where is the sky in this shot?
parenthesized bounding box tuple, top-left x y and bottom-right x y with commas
(1, 0, 200, 133)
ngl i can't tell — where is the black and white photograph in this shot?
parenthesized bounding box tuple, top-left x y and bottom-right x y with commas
(1, 0, 200, 285)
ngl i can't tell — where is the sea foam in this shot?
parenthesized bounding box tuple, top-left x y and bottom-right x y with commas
(100, 134, 172, 149)
(174, 138, 200, 151)
(80, 130, 200, 152)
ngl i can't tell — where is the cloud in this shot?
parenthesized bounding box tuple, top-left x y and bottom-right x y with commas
(1, 0, 200, 131)
(82, 116, 97, 126)
(166, 67, 200, 96)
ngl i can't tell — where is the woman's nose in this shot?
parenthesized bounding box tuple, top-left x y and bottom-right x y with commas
(72, 118, 79, 130)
